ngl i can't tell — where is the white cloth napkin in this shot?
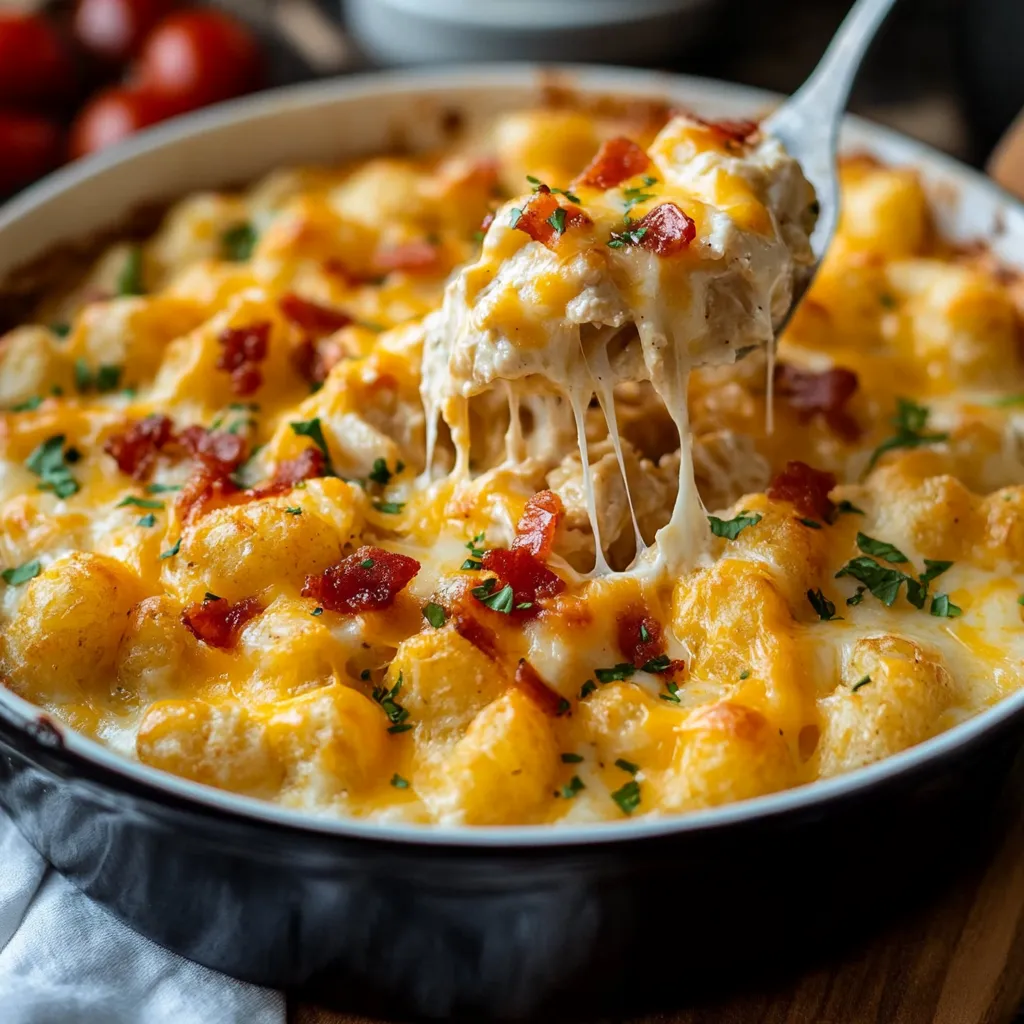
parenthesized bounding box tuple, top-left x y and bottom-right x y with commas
(0, 812, 286, 1024)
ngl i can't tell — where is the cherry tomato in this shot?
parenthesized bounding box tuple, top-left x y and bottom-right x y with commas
(69, 86, 174, 159)
(0, 111, 63, 194)
(0, 13, 74, 107)
(73, 0, 177, 63)
(134, 10, 262, 114)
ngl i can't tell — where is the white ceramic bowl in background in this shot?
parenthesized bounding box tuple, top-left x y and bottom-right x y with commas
(342, 0, 721, 67)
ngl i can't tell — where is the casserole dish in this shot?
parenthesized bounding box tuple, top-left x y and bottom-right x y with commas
(1, 65, 1024, 1021)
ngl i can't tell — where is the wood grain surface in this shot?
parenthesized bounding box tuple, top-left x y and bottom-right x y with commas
(291, 118, 1024, 1024)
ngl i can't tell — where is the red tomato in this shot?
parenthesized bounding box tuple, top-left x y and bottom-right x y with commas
(0, 111, 63, 193)
(134, 10, 262, 113)
(0, 13, 74, 107)
(73, 0, 177, 63)
(69, 86, 174, 159)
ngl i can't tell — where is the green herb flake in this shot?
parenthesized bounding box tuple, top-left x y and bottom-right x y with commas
(556, 698, 571, 717)
(312, 607, 324, 617)
(368, 458, 393, 486)
(558, 775, 585, 799)
(799, 517, 822, 529)
(879, 293, 896, 309)
(856, 533, 909, 563)
(615, 758, 639, 775)
(611, 779, 641, 816)
(561, 753, 584, 764)
(159, 538, 181, 560)
(289, 418, 334, 474)
(2, 560, 41, 586)
(807, 588, 839, 621)
(835, 556, 911, 608)
(359, 668, 370, 679)
(423, 601, 446, 628)
(930, 593, 963, 618)
(835, 499, 865, 516)
(465, 532, 486, 559)
(461, 558, 483, 571)
(920, 559, 953, 585)
(390, 773, 410, 789)
(739, 669, 751, 680)
(222, 222, 258, 262)
(26, 435, 79, 499)
(595, 663, 635, 683)
(116, 495, 164, 510)
(146, 482, 182, 494)
(546, 208, 567, 235)
(659, 681, 681, 704)
(284, 506, 302, 516)
(204, 592, 222, 602)
(847, 587, 866, 606)
(708, 511, 762, 540)
(606, 225, 648, 249)
(96, 365, 123, 393)
(359, 558, 375, 570)
(11, 395, 43, 412)
(865, 398, 948, 474)
(373, 501, 405, 515)
(372, 672, 411, 732)
(74, 358, 92, 392)
(50, 322, 71, 339)
(639, 622, 651, 643)
(117, 247, 145, 297)
(136, 514, 157, 528)
(642, 654, 672, 673)
(851, 675, 872, 692)
(1018, 594, 1024, 607)
(579, 679, 596, 699)
(474, 581, 515, 614)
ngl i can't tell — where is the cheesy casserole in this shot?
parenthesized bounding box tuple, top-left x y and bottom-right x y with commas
(1, 101, 1023, 826)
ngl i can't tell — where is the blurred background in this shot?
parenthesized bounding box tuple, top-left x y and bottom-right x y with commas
(1, 0, 1023, 198)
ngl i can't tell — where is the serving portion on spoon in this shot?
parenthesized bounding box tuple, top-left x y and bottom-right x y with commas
(423, 0, 897, 578)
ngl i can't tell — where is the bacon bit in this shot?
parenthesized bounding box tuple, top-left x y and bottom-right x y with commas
(513, 190, 591, 250)
(513, 659, 566, 716)
(512, 489, 564, 559)
(176, 463, 240, 525)
(301, 545, 420, 614)
(704, 118, 759, 146)
(216, 321, 271, 396)
(617, 606, 664, 669)
(480, 547, 565, 618)
(634, 203, 696, 256)
(574, 136, 651, 190)
(372, 240, 441, 276)
(261, 447, 326, 494)
(774, 363, 861, 441)
(103, 414, 175, 480)
(453, 613, 500, 660)
(177, 426, 248, 473)
(290, 337, 327, 387)
(279, 293, 351, 336)
(767, 460, 837, 522)
(182, 595, 263, 650)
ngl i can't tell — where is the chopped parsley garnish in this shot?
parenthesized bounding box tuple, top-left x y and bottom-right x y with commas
(390, 773, 410, 789)
(285, 506, 302, 515)
(639, 622, 651, 643)
(546, 208, 567, 235)
(204, 592, 222, 602)
(1018, 594, 1024, 607)
(579, 679, 596, 699)
(137, 514, 156, 528)
(659, 681, 681, 704)
(615, 758, 639, 775)
(739, 669, 751, 680)
(611, 780, 641, 816)
(372, 673, 411, 733)
(2, 560, 41, 586)
(26, 435, 79, 499)
(117, 247, 145, 296)
(509, 207, 523, 228)
(11, 395, 43, 412)
(559, 776, 585, 799)
(865, 398, 948, 474)
(799, 517, 823, 529)
(835, 499, 865, 516)
(465, 532, 486, 559)
(159, 538, 181, 560)
(556, 698, 571, 716)
(423, 601, 446, 628)
(461, 558, 483, 571)
(807, 588, 839, 621)
(606, 224, 648, 249)
(359, 558, 375, 569)
(561, 753, 584, 764)
(116, 495, 164, 509)
(930, 594, 962, 618)
(622, 186, 655, 217)
(708, 511, 762, 540)
(642, 654, 672, 673)
(847, 587, 866, 606)
(368, 458, 394, 485)
(526, 176, 581, 204)
(835, 557, 917, 608)
(642, 175, 658, 187)
(856, 533, 909, 563)
(289, 418, 334, 475)
(595, 663, 635, 683)
(373, 501, 405, 515)
(851, 675, 872, 692)
(221, 222, 258, 262)
(879, 293, 897, 310)
(146, 482, 182, 494)
(989, 394, 1024, 408)
(50, 322, 71, 338)
(312, 607, 324, 617)
(359, 668, 370, 679)
(229, 444, 266, 489)
(472, 579, 515, 613)
(920, 559, 953, 585)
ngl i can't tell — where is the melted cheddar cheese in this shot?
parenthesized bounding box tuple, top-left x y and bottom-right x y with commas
(1, 104, 1023, 827)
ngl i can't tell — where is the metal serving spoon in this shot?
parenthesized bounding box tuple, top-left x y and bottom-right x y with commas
(764, 0, 899, 333)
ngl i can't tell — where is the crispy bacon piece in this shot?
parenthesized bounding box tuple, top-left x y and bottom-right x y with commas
(372, 240, 441, 275)
(279, 293, 352, 336)
(480, 547, 565, 619)
(182, 595, 263, 650)
(616, 605, 686, 676)
(176, 426, 248, 472)
(176, 464, 240, 525)
(512, 489, 564, 559)
(301, 545, 420, 614)
(767, 460, 837, 522)
(453, 613, 500, 661)
(263, 448, 326, 492)
(216, 321, 271, 396)
(574, 136, 651, 190)
(774, 363, 861, 441)
(634, 203, 696, 256)
(103, 414, 174, 480)
(702, 117, 759, 146)
(513, 189, 591, 250)
(513, 659, 566, 716)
